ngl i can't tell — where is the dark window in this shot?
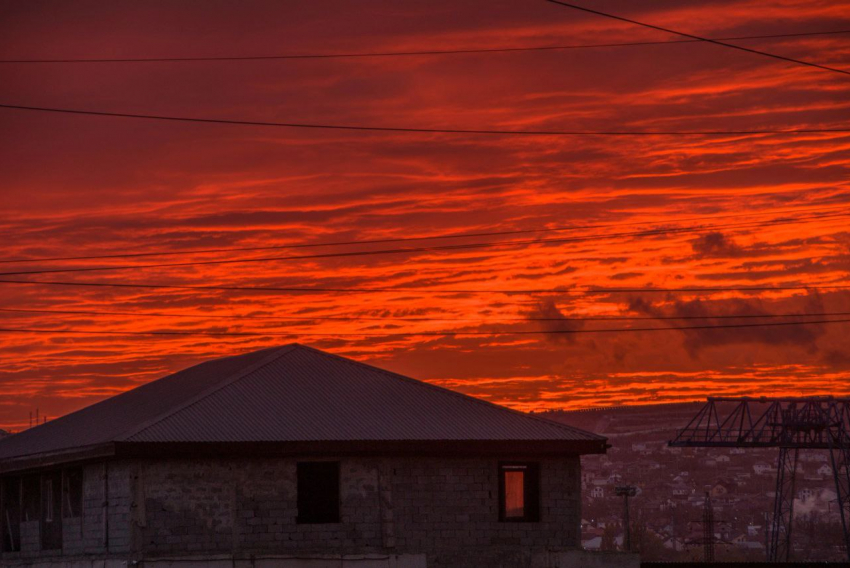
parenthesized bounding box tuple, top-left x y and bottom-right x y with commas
(499, 462, 540, 522)
(63, 468, 83, 518)
(41, 471, 62, 550)
(297, 462, 340, 524)
(21, 475, 39, 523)
(1, 476, 21, 552)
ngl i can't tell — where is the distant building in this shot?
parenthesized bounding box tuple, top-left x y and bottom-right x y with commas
(798, 487, 815, 502)
(709, 479, 734, 498)
(591, 486, 605, 499)
(817, 463, 833, 477)
(0, 344, 611, 568)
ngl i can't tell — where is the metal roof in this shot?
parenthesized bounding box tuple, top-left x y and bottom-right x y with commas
(0, 344, 604, 465)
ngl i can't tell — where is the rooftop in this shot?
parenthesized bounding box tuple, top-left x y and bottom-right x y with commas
(0, 344, 605, 471)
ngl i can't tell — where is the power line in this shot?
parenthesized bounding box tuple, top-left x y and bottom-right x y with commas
(2, 103, 849, 136)
(2, 210, 847, 277)
(1, 278, 848, 296)
(3, 203, 847, 265)
(4, 306, 849, 324)
(0, 318, 848, 339)
(546, 0, 850, 77)
(2, 30, 848, 63)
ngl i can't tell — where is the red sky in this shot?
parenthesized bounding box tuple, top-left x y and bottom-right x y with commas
(1, 0, 849, 431)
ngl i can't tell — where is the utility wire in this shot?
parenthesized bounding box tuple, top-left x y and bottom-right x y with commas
(2, 30, 848, 63)
(2, 103, 848, 136)
(3, 306, 849, 324)
(1, 278, 848, 296)
(3, 203, 847, 265)
(546, 0, 850, 77)
(0, 318, 848, 338)
(1, 210, 847, 277)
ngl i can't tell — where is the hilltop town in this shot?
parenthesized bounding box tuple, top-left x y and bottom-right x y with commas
(545, 404, 848, 562)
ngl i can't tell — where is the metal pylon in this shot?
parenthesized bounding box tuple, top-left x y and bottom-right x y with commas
(830, 440, 850, 558)
(703, 491, 715, 562)
(769, 447, 797, 562)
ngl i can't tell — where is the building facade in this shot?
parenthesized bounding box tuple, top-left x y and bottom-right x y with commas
(0, 344, 610, 568)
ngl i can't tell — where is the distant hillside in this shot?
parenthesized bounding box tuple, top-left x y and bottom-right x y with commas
(536, 402, 705, 440)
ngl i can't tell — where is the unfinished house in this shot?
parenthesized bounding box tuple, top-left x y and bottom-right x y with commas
(0, 344, 611, 568)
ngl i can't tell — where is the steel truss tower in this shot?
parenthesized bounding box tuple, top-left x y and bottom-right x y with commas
(670, 396, 850, 562)
(703, 491, 716, 562)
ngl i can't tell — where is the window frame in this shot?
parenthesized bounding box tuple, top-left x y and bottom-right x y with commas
(62, 467, 83, 519)
(296, 461, 341, 524)
(498, 461, 540, 523)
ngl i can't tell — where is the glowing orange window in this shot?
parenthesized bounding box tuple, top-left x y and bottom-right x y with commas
(499, 463, 540, 522)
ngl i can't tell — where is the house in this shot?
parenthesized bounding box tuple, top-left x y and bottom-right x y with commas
(818, 464, 833, 477)
(798, 487, 815, 502)
(0, 344, 611, 568)
(753, 463, 773, 475)
(709, 480, 734, 498)
(591, 486, 605, 499)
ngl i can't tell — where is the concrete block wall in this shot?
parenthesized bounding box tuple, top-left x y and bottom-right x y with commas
(139, 458, 386, 555)
(1, 461, 135, 563)
(62, 517, 84, 555)
(2, 455, 582, 568)
(134, 456, 580, 567)
(389, 457, 581, 567)
(19, 520, 39, 556)
(81, 462, 106, 553)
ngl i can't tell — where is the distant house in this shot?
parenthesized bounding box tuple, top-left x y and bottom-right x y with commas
(798, 487, 815, 502)
(818, 464, 833, 477)
(753, 463, 774, 475)
(591, 486, 606, 499)
(671, 482, 690, 498)
(0, 344, 609, 568)
(710, 480, 734, 498)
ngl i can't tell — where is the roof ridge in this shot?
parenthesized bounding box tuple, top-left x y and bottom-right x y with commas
(116, 344, 299, 441)
(294, 344, 605, 441)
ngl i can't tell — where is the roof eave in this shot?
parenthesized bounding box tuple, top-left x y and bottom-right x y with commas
(114, 438, 609, 458)
(0, 442, 116, 474)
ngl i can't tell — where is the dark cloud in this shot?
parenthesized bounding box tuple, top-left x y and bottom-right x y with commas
(691, 231, 745, 258)
(524, 299, 585, 344)
(629, 294, 828, 359)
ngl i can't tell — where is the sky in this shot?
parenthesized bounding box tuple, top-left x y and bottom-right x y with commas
(1, 0, 849, 431)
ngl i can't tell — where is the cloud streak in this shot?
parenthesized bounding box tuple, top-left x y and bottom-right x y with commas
(0, 0, 849, 429)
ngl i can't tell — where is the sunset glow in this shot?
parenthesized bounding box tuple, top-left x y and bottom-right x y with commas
(1, 0, 849, 431)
